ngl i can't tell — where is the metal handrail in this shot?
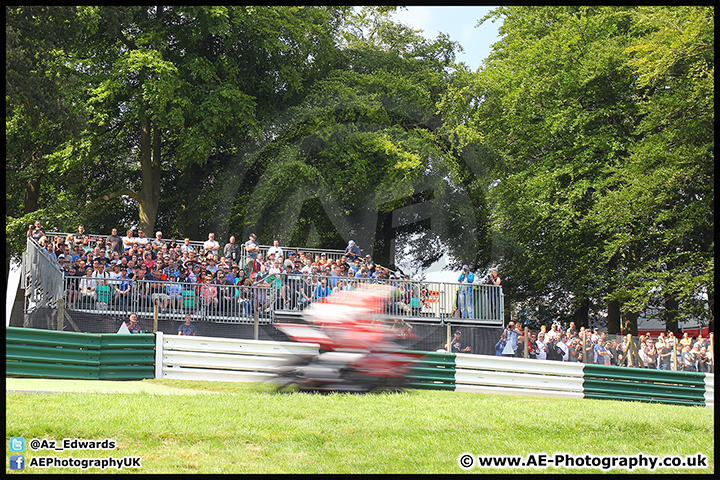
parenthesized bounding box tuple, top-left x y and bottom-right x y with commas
(59, 273, 503, 325)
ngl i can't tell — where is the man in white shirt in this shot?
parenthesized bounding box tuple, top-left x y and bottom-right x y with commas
(535, 332, 548, 360)
(135, 229, 149, 248)
(556, 335, 570, 361)
(546, 323, 560, 343)
(267, 238, 283, 259)
(123, 229, 136, 252)
(204, 232, 220, 256)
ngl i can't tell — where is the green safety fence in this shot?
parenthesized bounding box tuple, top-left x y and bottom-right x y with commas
(6, 327, 155, 380)
(582, 363, 708, 407)
(404, 351, 710, 406)
(406, 350, 457, 391)
(6, 328, 711, 406)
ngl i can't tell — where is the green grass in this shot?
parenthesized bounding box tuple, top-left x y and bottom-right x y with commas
(6, 379, 714, 474)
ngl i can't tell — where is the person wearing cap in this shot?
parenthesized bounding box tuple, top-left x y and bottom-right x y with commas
(244, 233, 259, 268)
(457, 265, 475, 319)
(345, 240, 361, 263)
(447, 330, 472, 353)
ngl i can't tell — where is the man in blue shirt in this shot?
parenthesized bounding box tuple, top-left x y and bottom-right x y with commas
(178, 314, 196, 336)
(457, 265, 475, 319)
(244, 233, 259, 270)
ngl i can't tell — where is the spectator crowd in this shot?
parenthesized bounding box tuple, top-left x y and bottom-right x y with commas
(32, 225, 430, 318)
(495, 321, 713, 373)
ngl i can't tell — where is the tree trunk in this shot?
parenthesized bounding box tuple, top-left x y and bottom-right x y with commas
(663, 293, 679, 335)
(137, 102, 160, 233)
(607, 299, 621, 335)
(23, 175, 41, 215)
(573, 298, 589, 330)
(622, 308, 639, 336)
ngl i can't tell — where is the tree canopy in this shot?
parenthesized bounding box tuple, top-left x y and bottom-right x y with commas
(443, 6, 713, 329)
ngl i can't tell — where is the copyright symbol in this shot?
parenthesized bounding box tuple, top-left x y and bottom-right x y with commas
(458, 453, 475, 469)
(30, 438, 41, 450)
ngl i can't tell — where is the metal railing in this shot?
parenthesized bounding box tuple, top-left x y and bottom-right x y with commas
(22, 237, 64, 313)
(43, 231, 347, 265)
(60, 274, 504, 325)
(29, 231, 504, 325)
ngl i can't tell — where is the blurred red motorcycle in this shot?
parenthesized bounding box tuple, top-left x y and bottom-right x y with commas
(273, 285, 423, 393)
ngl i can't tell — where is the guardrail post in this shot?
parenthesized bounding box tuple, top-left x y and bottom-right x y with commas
(58, 298, 65, 331)
(446, 322, 451, 352)
(254, 310, 259, 341)
(154, 331, 164, 379)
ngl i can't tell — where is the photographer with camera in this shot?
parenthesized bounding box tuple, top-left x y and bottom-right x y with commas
(447, 330, 472, 353)
(457, 265, 475, 319)
(502, 321, 523, 357)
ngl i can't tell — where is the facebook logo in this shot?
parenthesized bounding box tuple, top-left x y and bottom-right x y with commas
(9, 436, 25, 452)
(10, 455, 25, 470)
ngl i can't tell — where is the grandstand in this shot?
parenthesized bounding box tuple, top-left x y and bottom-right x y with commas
(15, 234, 505, 355)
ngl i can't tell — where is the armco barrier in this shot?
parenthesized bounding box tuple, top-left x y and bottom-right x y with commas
(6, 327, 155, 380)
(154, 332, 320, 382)
(8, 327, 712, 407)
(582, 364, 710, 407)
(454, 353, 586, 399)
(406, 350, 457, 390)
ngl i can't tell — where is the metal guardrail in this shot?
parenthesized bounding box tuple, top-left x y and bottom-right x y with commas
(28, 233, 504, 325)
(43, 231, 347, 267)
(23, 237, 64, 313)
(60, 274, 504, 325)
(6, 327, 155, 380)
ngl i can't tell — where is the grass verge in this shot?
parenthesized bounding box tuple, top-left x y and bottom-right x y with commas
(6, 379, 714, 474)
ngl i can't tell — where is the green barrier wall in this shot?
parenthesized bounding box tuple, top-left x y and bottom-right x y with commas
(6, 327, 710, 407)
(582, 363, 707, 407)
(6, 327, 155, 380)
(406, 351, 457, 390)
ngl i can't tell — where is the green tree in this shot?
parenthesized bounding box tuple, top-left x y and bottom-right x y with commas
(594, 6, 714, 330)
(222, 7, 491, 270)
(449, 6, 713, 330)
(462, 6, 641, 327)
